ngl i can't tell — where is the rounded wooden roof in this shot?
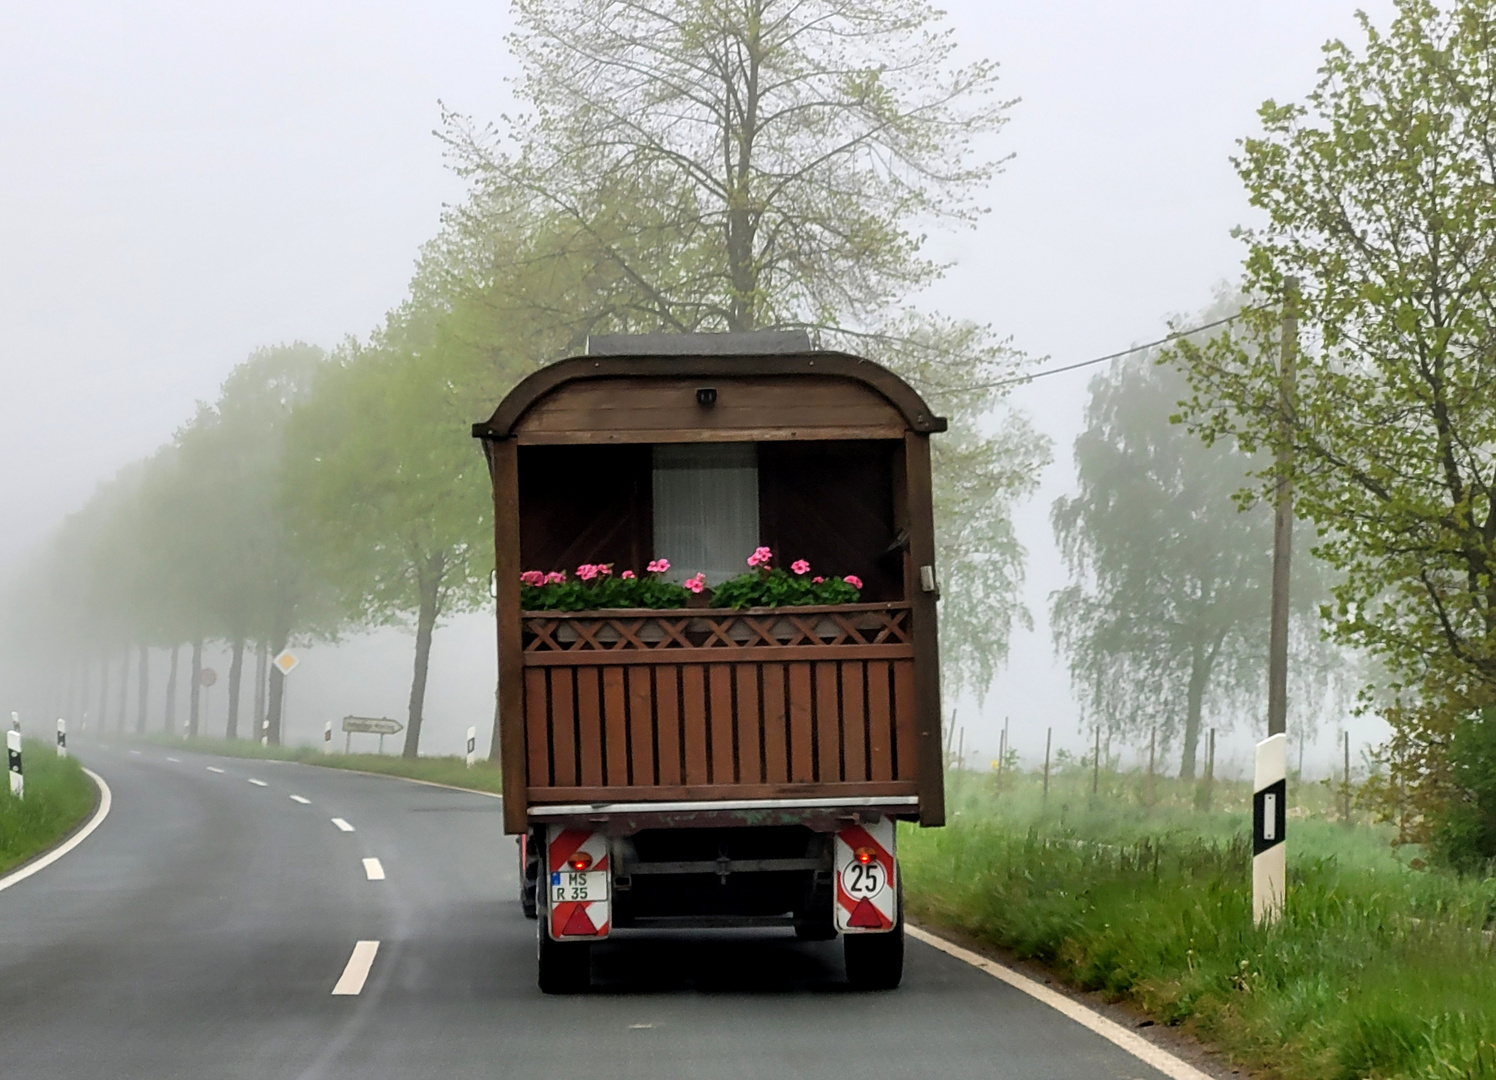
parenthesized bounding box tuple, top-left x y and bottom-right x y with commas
(472, 350, 948, 440)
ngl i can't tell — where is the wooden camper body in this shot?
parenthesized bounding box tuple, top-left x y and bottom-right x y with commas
(474, 335, 947, 835)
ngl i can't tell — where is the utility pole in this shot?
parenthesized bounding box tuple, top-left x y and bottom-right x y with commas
(1342, 730, 1353, 827)
(1092, 725, 1101, 798)
(1256, 275, 1298, 926)
(1042, 727, 1052, 803)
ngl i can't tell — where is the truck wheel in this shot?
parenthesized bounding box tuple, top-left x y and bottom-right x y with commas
(537, 924, 590, 994)
(519, 833, 539, 920)
(843, 876, 904, 990)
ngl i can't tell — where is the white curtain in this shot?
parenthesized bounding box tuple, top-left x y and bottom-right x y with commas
(652, 443, 759, 583)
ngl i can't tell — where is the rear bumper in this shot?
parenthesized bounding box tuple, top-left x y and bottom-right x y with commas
(528, 794, 917, 835)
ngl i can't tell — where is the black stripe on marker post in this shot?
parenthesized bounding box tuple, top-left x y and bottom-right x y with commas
(1253, 778, 1287, 855)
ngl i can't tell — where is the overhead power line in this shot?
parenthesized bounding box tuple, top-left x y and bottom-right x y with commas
(960, 311, 1247, 392)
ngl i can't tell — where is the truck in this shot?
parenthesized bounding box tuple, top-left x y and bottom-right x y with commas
(471, 330, 946, 993)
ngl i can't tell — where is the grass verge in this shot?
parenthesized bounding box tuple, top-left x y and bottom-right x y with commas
(130, 734, 504, 795)
(903, 773, 1496, 1080)
(0, 743, 97, 877)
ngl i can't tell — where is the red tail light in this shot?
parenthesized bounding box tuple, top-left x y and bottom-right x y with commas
(854, 846, 877, 865)
(568, 852, 594, 871)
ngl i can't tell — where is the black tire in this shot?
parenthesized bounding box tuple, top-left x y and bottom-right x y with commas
(537, 921, 591, 994)
(519, 833, 539, 920)
(843, 873, 904, 990)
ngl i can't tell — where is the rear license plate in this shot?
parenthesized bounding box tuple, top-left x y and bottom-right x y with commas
(550, 870, 609, 904)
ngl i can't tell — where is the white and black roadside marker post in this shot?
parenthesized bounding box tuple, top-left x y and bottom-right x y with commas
(56, 718, 67, 758)
(1253, 732, 1287, 924)
(7, 727, 23, 800)
(465, 726, 477, 769)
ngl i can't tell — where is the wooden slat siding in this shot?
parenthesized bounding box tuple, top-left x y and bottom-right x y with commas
(514, 376, 904, 440)
(550, 667, 578, 787)
(734, 663, 763, 784)
(708, 664, 736, 784)
(528, 780, 919, 803)
(866, 660, 893, 782)
(576, 667, 605, 787)
(903, 431, 946, 823)
(681, 666, 710, 785)
(602, 667, 630, 786)
(787, 662, 814, 782)
(627, 666, 656, 787)
(524, 668, 551, 787)
(761, 663, 789, 783)
(655, 666, 683, 786)
(841, 662, 867, 783)
(489, 437, 527, 833)
(813, 663, 840, 782)
(892, 659, 918, 782)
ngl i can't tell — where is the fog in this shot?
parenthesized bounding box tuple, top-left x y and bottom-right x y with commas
(1, 1, 1395, 775)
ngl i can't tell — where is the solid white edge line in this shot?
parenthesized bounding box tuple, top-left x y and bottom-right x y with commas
(331, 818, 355, 832)
(0, 768, 113, 894)
(362, 857, 385, 881)
(331, 940, 380, 995)
(907, 926, 1214, 1080)
(247, 778, 268, 787)
(289, 795, 310, 804)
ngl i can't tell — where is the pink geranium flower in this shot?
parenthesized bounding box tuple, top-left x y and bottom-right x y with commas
(843, 574, 863, 590)
(519, 570, 545, 587)
(684, 572, 707, 594)
(646, 558, 670, 574)
(597, 564, 612, 576)
(791, 559, 811, 575)
(812, 576, 825, 584)
(544, 571, 567, 585)
(621, 570, 636, 580)
(576, 563, 599, 581)
(747, 546, 773, 569)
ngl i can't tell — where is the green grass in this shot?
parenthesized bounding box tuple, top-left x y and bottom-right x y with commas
(130, 734, 505, 795)
(905, 769, 1496, 1080)
(0, 743, 98, 877)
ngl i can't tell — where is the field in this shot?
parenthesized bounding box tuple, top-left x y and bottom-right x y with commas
(0, 742, 98, 877)
(901, 764, 1496, 1080)
(129, 734, 505, 795)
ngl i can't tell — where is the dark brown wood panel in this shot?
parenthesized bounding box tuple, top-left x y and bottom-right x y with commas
(524, 668, 551, 787)
(762, 663, 788, 784)
(814, 662, 840, 782)
(527, 780, 919, 804)
(655, 666, 682, 785)
(841, 661, 867, 783)
(522, 644, 911, 666)
(708, 664, 736, 784)
(735, 663, 763, 784)
(892, 658, 917, 782)
(681, 666, 709, 785)
(602, 667, 629, 786)
(517, 444, 652, 576)
(550, 668, 577, 787)
(490, 438, 527, 833)
(576, 667, 604, 787)
(866, 660, 893, 782)
(627, 666, 656, 787)
(787, 662, 814, 783)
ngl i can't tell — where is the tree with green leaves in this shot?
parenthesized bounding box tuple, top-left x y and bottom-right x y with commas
(1176, 0, 1496, 859)
(284, 311, 505, 758)
(1054, 332, 1334, 778)
(439, 0, 1048, 692)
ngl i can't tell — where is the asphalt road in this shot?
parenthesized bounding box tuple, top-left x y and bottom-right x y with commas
(0, 746, 1173, 1080)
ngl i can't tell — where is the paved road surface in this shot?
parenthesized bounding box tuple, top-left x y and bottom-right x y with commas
(0, 747, 1171, 1080)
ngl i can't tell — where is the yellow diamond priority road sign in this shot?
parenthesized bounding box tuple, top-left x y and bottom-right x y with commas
(273, 650, 299, 676)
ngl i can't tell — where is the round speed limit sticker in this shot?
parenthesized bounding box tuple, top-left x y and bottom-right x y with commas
(841, 858, 886, 898)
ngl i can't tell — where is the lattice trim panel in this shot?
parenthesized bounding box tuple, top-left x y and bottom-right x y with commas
(523, 603, 912, 655)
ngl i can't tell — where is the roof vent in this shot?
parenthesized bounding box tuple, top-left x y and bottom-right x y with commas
(585, 330, 813, 357)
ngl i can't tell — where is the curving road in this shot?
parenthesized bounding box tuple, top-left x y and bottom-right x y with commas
(0, 747, 1177, 1080)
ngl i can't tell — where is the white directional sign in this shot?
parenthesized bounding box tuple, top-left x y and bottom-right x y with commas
(273, 651, 299, 676)
(342, 716, 403, 736)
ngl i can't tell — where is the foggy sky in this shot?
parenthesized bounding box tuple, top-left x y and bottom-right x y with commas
(1, 1, 1396, 771)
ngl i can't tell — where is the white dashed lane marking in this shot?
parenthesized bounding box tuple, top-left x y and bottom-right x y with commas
(206, 767, 225, 774)
(362, 858, 385, 881)
(289, 795, 310, 804)
(331, 818, 355, 832)
(331, 941, 380, 996)
(166, 757, 181, 763)
(247, 778, 268, 787)
(127, 750, 141, 756)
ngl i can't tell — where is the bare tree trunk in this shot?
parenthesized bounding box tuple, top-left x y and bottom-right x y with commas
(97, 655, 110, 732)
(188, 640, 203, 738)
(78, 661, 90, 731)
(226, 638, 246, 739)
(136, 645, 149, 734)
(265, 632, 288, 745)
(1179, 636, 1223, 780)
(116, 651, 130, 733)
(253, 640, 268, 740)
(402, 557, 445, 760)
(164, 644, 179, 734)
